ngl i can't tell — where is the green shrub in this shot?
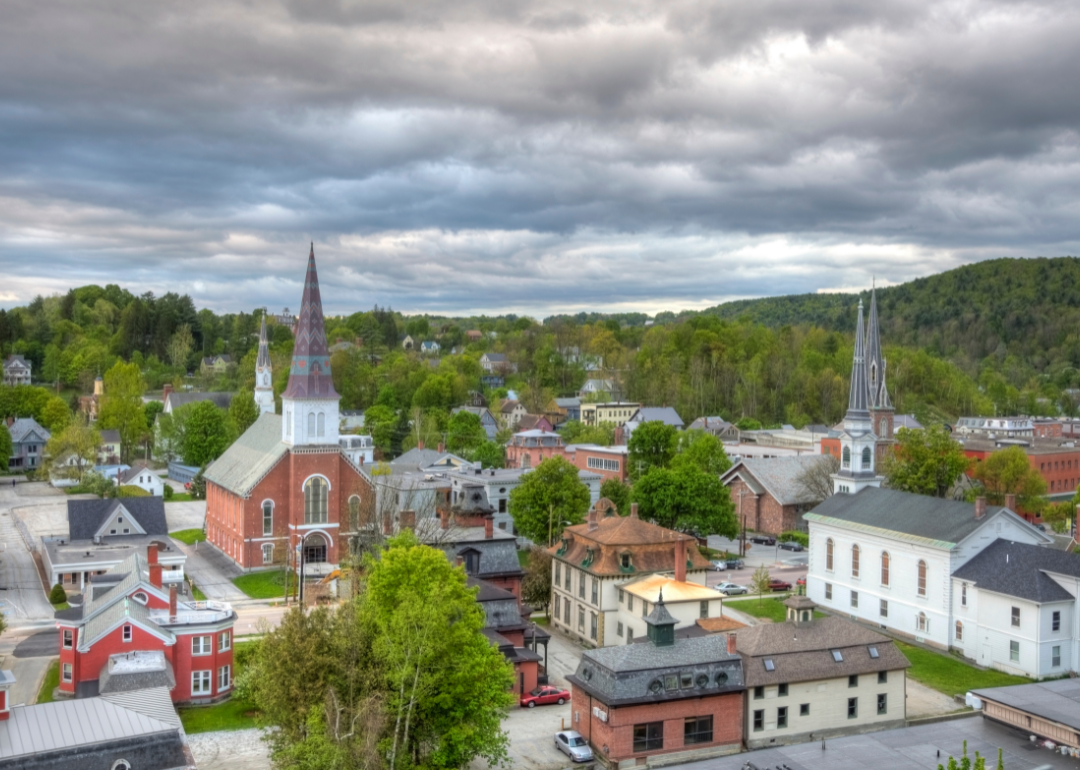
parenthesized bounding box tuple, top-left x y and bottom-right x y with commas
(49, 583, 67, 604)
(779, 531, 809, 547)
(163, 483, 174, 501)
(117, 485, 150, 498)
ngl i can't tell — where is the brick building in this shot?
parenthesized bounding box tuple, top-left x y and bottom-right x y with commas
(567, 444, 629, 483)
(721, 456, 828, 535)
(568, 594, 745, 768)
(204, 246, 374, 576)
(960, 436, 1080, 501)
(55, 546, 236, 703)
(505, 429, 566, 469)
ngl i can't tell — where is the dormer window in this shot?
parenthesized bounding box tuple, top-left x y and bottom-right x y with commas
(831, 650, 843, 662)
(117, 517, 123, 524)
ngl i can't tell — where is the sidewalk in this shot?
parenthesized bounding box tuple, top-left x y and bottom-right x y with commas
(172, 538, 247, 601)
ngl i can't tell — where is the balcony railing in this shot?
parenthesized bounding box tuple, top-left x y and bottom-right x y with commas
(149, 600, 232, 625)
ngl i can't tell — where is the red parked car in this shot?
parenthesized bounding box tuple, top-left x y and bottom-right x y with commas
(769, 579, 793, 592)
(520, 686, 571, 708)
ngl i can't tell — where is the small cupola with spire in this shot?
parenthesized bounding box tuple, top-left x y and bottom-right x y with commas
(644, 589, 678, 648)
(783, 595, 818, 626)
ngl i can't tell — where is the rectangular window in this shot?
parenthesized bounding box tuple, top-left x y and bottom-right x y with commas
(577, 606, 585, 633)
(1009, 640, 1020, 662)
(700, 601, 709, 619)
(1011, 607, 1020, 627)
(564, 567, 570, 591)
(262, 505, 272, 536)
(563, 599, 570, 625)
(877, 693, 887, 715)
(753, 709, 764, 731)
(590, 613, 598, 641)
(62, 663, 72, 682)
(578, 573, 585, 599)
(1053, 611, 1061, 632)
(632, 721, 664, 752)
(642, 602, 648, 618)
(848, 697, 858, 719)
(778, 683, 788, 696)
(63, 629, 73, 649)
(754, 686, 764, 699)
(192, 670, 212, 695)
(825, 583, 832, 601)
(961, 583, 967, 606)
(555, 562, 561, 585)
(499, 498, 507, 513)
(617, 622, 624, 637)
(627, 595, 634, 612)
(587, 456, 621, 472)
(618, 589, 623, 604)
(122, 625, 132, 643)
(800, 703, 810, 716)
(1052, 645, 1061, 667)
(848, 674, 859, 688)
(219, 630, 231, 652)
(878, 671, 887, 684)
(851, 590, 859, 609)
(626, 628, 633, 643)
(684, 715, 713, 745)
(880, 599, 888, 618)
(192, 636, 212, 655)
(591, 578, 598, 605)
(777, 706, 788, 729)
(218, 665, 231, 691)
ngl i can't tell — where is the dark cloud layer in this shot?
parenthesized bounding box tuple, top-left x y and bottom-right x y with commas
(1, 0, 1079, 315)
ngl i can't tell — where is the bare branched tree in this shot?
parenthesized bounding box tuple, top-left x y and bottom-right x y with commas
(794, 453, 839, 505)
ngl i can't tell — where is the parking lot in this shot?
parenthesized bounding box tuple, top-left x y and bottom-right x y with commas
(704, 535, 807, 594)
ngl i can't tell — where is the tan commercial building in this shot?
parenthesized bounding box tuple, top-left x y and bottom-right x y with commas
(580, 402, 641, 428)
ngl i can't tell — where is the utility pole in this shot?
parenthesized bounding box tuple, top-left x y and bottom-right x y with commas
(737, 487, 748, 558)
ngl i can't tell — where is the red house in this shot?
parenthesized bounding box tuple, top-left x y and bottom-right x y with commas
(204, 246, 375, 577)
(55, 545, 236, 703)
(505, 429, 566, 469)
(567, 443, 629, 483)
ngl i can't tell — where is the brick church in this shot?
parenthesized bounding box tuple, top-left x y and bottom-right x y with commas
(204, 246, 373, 575)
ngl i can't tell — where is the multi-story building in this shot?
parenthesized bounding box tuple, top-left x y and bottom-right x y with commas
(580, 402, 641, 428)
(614, 574, 723, 645)
(4, 416, 48, 471)
(955, 417, 1035, 439)
(805, 488, 1052, 649)
(2, 354, 31, 386)
(951, 539, 1080, 678)
(567, 443, 629, 483)
(55, 547, 235, 703)
(737, 596, 909, 748)
(506, 429, 566, 468)
(549, 503, 711, 647)
(203, 247, 375, 576)
(619, 406, 685, 443)
(722, 455, 829, 535)
(959, 436, 1080, 500)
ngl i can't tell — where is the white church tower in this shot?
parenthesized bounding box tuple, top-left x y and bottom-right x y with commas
(832, 298, 883, 494)
(254, 314, 275, 415)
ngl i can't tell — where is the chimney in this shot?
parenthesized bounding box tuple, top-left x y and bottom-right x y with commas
(162, 383, 173, 400)
(440, 509, 449, 530)
(726, 633, 737, 655)
(975, 496, 987, 520)
(1005, 493, 1016, 512)
(629, 502, 639, 519)
(418, 440, 425, 450)
(400, 509, 416, 531)
(438, 442, 445, 454)
(587, 506, 598, 532)
(147, 544, 162, 589)
(675, 538, 687, 583)
(169, 583, 178, 621)
(484, 516, 493, 539)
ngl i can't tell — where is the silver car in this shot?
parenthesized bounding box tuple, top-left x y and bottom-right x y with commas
(555, 730, 593, 763)
(715, 581, 748, 595)
(710, 559, 727, 571)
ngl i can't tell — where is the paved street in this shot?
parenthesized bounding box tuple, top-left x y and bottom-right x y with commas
(0, 484, 57, 626)
(0, 627, 57, 707)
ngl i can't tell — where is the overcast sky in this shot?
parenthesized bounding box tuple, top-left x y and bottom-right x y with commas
(3, 0, 1080, 317)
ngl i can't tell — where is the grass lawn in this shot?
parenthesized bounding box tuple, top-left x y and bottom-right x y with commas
(190, 582, 207, 601)
(897, 642, 1031, 696)
(170, 528, 206, 545)
(167, 493, 194, 502)
(36, 660, 59, 704)
(179, 641, 260, 733)
(52, 601, 70, 611)
(725, 596, 825, 623)
(232, 570, 288, 599)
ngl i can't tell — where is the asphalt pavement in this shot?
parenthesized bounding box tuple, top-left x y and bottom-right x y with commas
(0, 484, 57, 626)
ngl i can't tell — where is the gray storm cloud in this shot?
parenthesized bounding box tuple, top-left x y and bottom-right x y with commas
(1, 0, 1079, 315)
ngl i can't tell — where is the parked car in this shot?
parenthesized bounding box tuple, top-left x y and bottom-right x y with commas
(715, 582, 748, 595)
(555, 731, 593, 763)
(778, 540, 804, 551)
(726, 558, 745, 570)
(521, 686, 570, 708)
(184, 482, 192, 490)
(769, 579, 793, 592)
(710, 559, 727, 571)
(750, 534, 776, 545)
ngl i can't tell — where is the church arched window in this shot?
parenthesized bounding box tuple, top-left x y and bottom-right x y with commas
(317, 412, 325, 437)
(307, 412, 316, 437)
(304, 477, 328, 524)
(262, 500, 273, 536)
(881, 551, 890, 586)
(851, 545, 860, 578)
(879, 418, 889, 438)
(862, 446, 872, 469)
(842, 447, 851, 469)
(825, 538, 834, 571)
(348, 495, 361, 526)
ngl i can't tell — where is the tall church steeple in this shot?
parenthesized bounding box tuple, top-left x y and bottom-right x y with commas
(281, 245, 340, 446)
(254, 313, 275, 415)
(865, 286, 891, 411)
(832, 299, 883, 495)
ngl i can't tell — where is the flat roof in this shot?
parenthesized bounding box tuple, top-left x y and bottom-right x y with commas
(972, 679, 1080, 732)
(621, 574, 717, 603)
(44, 537, 185, 567)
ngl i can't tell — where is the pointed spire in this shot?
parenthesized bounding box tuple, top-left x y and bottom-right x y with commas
(283, 245, 339, 400)
(846, 299, 870, 416)
(256, 313, 271, 370)
(865, 286, 891, 410)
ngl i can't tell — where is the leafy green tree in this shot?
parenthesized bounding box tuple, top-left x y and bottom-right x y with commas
(672, 430, 733, 476)
(446, 410, 486, 454)
(98, 361, 148, 462)
(154, 412, 183, 463)
(469, 440, 505, 469)
(631, 467, 737, 536)
(189, 467, 206, 500)
(0, 424, 10, 472)
(363, 404, 398, 455)
(521, 546, 553, 618)
(228, 391, 260, 436)
(166, 323, 194, 369)
(44, 420, 101, 482)
(181, 400, 232, 466)
(599, 478, 631, 515)
(40, 396, 72, 433)
(509, 456, 591, 545)
(627, 420, 678, 480)
(49, 583, 67, 604)
(559, 420, 615, 446)
(972, 445, 1047, 509)
(750, 564, 772, 603)
(881, 425, 971, 498)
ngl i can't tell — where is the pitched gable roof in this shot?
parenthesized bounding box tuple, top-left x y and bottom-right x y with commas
(67, 498, 168, 541)
(721, 456, 827, 506)
(7, 417, 49, 444)
(164, 391, 233, 412)
(630, 407, 684, 427)
(203, 412, 289, 497)
(952, 538, 1079, 603)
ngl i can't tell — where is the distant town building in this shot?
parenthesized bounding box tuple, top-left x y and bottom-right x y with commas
(579, 402, 640, 428)
(1, 354, 30, 386)
(506, 429, 565, 469)
(4, 416, 49, 471)
(722, 455, 832, 535)
(566, 444, 629, 483)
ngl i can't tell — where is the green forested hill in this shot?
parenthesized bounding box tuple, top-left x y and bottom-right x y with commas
(704, 257, 1080, 387)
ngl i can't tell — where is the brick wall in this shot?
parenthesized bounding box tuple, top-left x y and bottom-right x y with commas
(727, 478, 804, 535)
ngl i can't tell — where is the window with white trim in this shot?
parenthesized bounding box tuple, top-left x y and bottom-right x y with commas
(62, 663, 72, 682)
(262, 501, 273, 536)
(218, 664, 231, 691)
(586, 456, 621, 472)
(192, 635, 212, 655)
(122, 624, 132, 642)
(219, 630, 231, 652)
(63, 629, 73, 649)
(192, 670, 212, 695)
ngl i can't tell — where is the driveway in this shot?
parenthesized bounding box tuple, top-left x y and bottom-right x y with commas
(173, 538, 246, 601)
(0, 484, 56, 625)
(165, 500, 207, 532)
(0, 628, 58, 706)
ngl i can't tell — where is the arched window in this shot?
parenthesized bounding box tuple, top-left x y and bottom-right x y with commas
(132, 592, 148, 605)
(262, 544, 273, 564)
(307, 412, 316, 437)
(917, 613, 928, 633)
(851, 545, 860, 578)
(317, 412, 325, 437)
(879, 418, 889, 438)
(842, 446, 851, 468)
(917, 560, 927, 596)
(348, 495, 361, 525)
(955, 621, 963, 642)
(826, 538, 834, 571)
(881, 551, 890, 586)
(304, 477, 328, 524)
(262, 500, 273, 536)
(862, 446, 872, 469)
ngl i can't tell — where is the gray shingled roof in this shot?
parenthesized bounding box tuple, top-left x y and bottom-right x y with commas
(99, 658, 176, 695)
(98, 686, 182, 729)
(67, 498, 168, 540)
(203, 412, 289, 497)
(164, 390, 234, 412)
(7, 417, 49, 444)
(631, 407, 684, 427)
(570, 634, 744, 707)
(972, 679, 1080, 731)
(721, 456, 829, 506)
(805, 487, 1015, 547)
(952, 539, 1079, 603)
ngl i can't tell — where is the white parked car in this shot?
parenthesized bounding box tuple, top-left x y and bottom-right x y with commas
(710, 559, 727, 571)
(555, 731, 593, 763)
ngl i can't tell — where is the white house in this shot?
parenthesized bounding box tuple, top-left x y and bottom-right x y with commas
(117, 464, 166, 496)
(2, 354, 31, 386)
(614, 574, 722, 646)
(951, 539, 1080, 678)
(805, 488, 1052, 649)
